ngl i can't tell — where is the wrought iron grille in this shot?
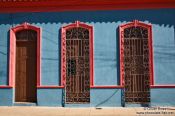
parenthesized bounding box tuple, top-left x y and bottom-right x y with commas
(65, 27, 90, 103)
(124, 26, 150, 103)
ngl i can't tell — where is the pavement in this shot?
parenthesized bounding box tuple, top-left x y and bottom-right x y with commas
(0, 106, 175, 116)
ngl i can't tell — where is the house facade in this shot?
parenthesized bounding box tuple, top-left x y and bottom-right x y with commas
(0, 0, 175, 107)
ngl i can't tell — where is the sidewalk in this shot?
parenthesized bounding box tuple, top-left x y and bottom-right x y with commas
(0, 106, 175, 116)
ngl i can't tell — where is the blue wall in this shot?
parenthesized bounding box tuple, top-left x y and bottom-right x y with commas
(90, 89, 121, 107)
(0, 8, 175, 106)
(151, 88, 175, 106)
(37, 89, 63, 106)
(153, 24, 175, 84)
(0, 89, 13, 106)
(0, 24, 10, 85)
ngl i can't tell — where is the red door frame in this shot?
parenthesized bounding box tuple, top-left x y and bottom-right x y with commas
(9, 22, 41, 88)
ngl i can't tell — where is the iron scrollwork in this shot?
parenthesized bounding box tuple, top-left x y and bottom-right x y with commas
(124, 26, 150, 103)
(66, 27, 90, 103)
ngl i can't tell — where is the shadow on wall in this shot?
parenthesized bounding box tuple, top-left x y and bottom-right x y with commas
(116, 29, 120, 85)
(95, 89, 120, 107)
(0, 9, 174, 27)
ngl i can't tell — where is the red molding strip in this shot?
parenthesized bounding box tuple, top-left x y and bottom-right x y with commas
(151, 85, 175, 88)
(90, 85, 124, 89)
(0, 0, 174, 13)
(1, 85, 175, 89)
(91, 85, 175, 89)
(0, 86, 13, 88)
(37, 86, 64, 89)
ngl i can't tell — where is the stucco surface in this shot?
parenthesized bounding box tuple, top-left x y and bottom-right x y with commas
(0, 8, 175, 106)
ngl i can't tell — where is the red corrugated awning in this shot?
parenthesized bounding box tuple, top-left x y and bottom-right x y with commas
(0, 0, 174, 13)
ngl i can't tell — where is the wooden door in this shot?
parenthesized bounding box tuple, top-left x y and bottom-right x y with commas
(15, 30, 37, 102)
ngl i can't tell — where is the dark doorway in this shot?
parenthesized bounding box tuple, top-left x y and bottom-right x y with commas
(15, 30, 37, 102)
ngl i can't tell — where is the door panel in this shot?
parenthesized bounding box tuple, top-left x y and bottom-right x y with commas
(15, 30, 37, 102)
(15, 44, 27, 102)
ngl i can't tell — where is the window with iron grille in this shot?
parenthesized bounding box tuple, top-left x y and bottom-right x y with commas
(119, 20, 153, 104)
(61, 21, 94, 103)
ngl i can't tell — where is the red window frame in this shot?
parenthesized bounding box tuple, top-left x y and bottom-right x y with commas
(119, 20, 154, 86)
(61, 21, 94, 87)
(9, 22, 41, 87)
